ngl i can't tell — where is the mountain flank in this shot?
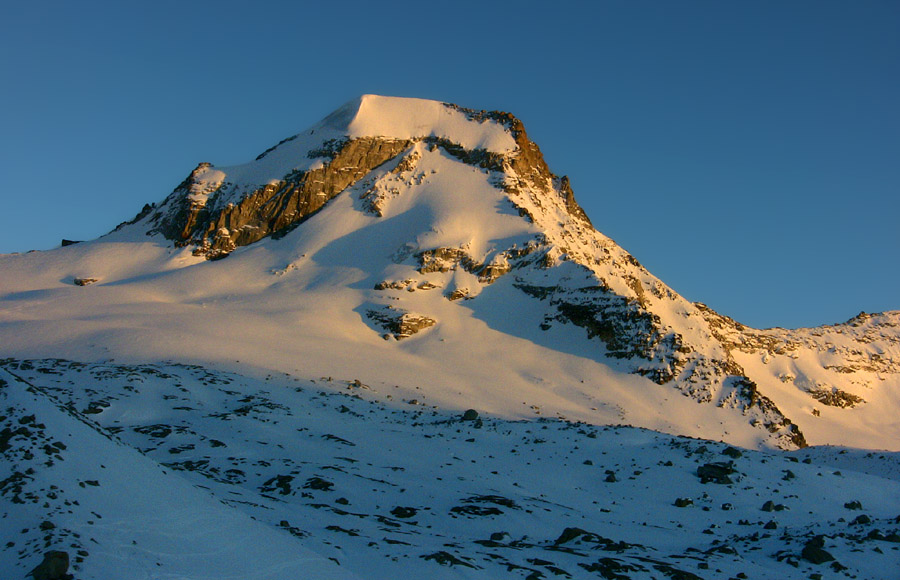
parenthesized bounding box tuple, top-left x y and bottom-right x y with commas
(2, 95, 897, 453)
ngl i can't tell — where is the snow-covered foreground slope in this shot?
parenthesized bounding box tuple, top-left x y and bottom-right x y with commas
(2, 360, 899, 579)
(0, 365, 359, 580)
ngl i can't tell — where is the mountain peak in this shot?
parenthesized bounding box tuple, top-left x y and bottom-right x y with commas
(132, 95, 588, 258)
(57, 95, 896, 452)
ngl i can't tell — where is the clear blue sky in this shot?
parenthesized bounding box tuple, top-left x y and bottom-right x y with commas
(1, 0, 897, 329)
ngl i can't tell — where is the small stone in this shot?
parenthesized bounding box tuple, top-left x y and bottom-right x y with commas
(722, 446, 743, 458)
(390, 506, 417, 519)
(461, 409, 479, 421)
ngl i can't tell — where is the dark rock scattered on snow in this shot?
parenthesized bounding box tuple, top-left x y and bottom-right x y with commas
(451, 505, 503, 517)
(722, 446, 743, 458)
(801, 536, 835, 564)
(697, 461, 735, 484)
(28, 551, 70, 580)
(303, 476, 334, 491)
(461, 409, 479, 421)
(260, 474, 294, 495)
(421, 551, 477, 568)
(390, 506, 417, 518)
(761, 500, 786, 512)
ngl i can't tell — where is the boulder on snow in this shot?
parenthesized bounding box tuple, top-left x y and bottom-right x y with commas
(28, 551, 70, 580)
(697, 461, 735, 484)
(801, 536, 835, 564)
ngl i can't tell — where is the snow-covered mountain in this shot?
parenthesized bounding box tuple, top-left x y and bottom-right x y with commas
(1, 95, 898, 579)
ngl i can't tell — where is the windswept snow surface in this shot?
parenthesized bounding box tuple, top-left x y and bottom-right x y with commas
(328, 94, 518, 153)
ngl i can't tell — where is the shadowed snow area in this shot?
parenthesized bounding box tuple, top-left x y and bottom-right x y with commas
(2, 361, 898, 579)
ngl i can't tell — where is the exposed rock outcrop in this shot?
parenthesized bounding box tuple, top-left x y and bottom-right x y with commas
(366, 306, 436, 340)
(147, 138, 413, 258)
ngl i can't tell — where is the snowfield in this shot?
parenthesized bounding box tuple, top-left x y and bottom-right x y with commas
(2, 361, 899, 579)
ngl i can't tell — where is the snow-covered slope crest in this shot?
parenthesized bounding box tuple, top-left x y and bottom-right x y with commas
(324, 94, 518, 153)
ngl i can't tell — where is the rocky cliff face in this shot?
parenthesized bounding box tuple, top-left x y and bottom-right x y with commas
(145, 137, 414, 258)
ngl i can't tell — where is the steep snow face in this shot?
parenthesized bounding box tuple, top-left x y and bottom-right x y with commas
(0, 95, 898, 452)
